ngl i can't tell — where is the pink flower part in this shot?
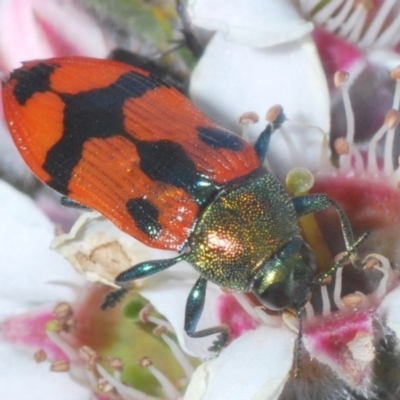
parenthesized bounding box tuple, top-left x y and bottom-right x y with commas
(34, 12, 87, 57)
(313, 174, 400, 260)
(313, 28, 365, 88)
(217, 294, 258, 339)
(95, 395, 119, 400)
(0, 0, 109, 72)
(2, 310, 66, 360)
(315, 175, 400, 226)
(304, 310, 375, 387)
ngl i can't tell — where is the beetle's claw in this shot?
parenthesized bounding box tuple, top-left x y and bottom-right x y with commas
(208, 331, 229, 355)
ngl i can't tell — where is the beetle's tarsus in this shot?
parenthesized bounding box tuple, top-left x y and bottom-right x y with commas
(101, 286, 129, 310)
(209, 330, 230, 354)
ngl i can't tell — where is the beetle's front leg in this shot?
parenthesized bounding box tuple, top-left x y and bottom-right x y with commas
(292, 194, 355, 252)
(292, 194, 369, 283)
(102, 254, 185, 310)
(185, 276, 229, 354)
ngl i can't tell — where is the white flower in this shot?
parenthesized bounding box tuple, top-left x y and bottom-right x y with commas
(184, 325, 296, 400)
(188, 0, 329, 178)
(52, 211, 223, 359)
(0, 179, 90, 399)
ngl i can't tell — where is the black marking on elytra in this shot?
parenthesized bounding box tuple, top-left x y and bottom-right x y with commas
(134, 139, 216, 205)
(126, 197, 162, 238)
(197, 126, 244, 151)
(44, 70, 163, 194)
(43, 68, 219, 209)
(12, 63, 57, 106)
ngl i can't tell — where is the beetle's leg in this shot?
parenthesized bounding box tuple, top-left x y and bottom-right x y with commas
(292, 194, 355, 251)
(116, 255, 186, 282)
(185, 276, 229, 353)
(313, 232, 369, 284)
(176, 0, 203, 58)
(253, 107, 286, 163)
(61, 196, 91, 211)
(101, 255, 185, 310)
(101, 286, 130, 310)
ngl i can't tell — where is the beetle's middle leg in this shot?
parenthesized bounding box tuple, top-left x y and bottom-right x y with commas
(185, 276, 229, 353)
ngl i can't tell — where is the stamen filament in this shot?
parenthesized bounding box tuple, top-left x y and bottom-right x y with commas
(239, 111, 259, 142)
(384, 126, 396, 175)
(301, 0, 326, 16)
(160, 333, 194, 377)
(326, 0, 354, 31)
(46, 331, 79, 362)
(333, 265, 344, 309)
(385, 70, 400, 176)
(320, 284, 331, 315)
(367, 124, 387, 174)
(97, 364, 158, 400)
(383, 109, 400, 174)
(145, 361, 181, 399)
(375, 12, 400, 47)
(360, 0, 396, 47)
(147, 316, 174, 332)
(288, 119, 331, 171)
(83, 368, 98, 391)
(316, 0, 348, 26)
(352, 147, 364, 173)
(335, 71, 355, 171)
(278, 126, 299, 166)
(346, 6, 368, 42)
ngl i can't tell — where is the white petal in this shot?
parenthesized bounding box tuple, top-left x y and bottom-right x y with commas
(190, 33, 330, 178)
(0, 0, 109, 71)
(187, 0, 313, 47)
(184, 325, 295, 400)
(367, 48, 400, 71)
(52, 211, 219, 356)
(0, 121, 34, 184)
(378, 284, 400, 339)
(140, 266, 223, 358)
(0, 180, 84, 317)
(0, 342, 91, 400)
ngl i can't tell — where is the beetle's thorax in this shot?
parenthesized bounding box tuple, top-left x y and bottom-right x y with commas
(186, 172, 300, 291)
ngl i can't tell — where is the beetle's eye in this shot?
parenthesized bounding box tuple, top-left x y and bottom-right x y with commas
(254, 281, 290, 310)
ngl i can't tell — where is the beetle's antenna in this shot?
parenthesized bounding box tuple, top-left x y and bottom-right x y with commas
(313, 231, 370, 284)
(295, 308, 303, 378)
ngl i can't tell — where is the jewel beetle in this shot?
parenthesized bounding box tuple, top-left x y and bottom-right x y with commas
(2, 57, 362, 352)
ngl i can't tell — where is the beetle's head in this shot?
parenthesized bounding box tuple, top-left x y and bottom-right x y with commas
(252, 240, 316, 311)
